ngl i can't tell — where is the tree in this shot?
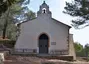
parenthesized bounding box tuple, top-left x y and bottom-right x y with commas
(11, 0, 31, 23)
(74, 42, 83, 52)
(0, 6, 18, 39)
(74, 42, 85, 57)
(0, 0, 35, 40)
(74, 42, 89, 57)
(84, 44, 89, 58)
(25, 10, 36, 21)
(64, 0, 89, 28)
(0, 0, 16, 16)
(0, 0, 30, 16)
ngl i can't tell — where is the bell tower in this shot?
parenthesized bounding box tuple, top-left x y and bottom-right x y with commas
(37, 1, 51, 17)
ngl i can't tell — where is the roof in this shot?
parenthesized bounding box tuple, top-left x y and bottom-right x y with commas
(17, 18, 37, 26)
(17, 18, 71, 28)
(52, 18, 71, 28)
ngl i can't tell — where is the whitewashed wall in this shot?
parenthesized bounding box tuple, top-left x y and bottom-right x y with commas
(15, 14, 69, 54)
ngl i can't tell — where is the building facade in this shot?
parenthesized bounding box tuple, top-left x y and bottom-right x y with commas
(15, 1, 74, 56)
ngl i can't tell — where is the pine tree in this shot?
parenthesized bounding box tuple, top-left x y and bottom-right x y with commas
(0, 0, 36, 40)
(64, 0, 89, 28)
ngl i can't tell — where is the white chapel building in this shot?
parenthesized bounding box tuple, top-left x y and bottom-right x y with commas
(15, 1, 76, 59)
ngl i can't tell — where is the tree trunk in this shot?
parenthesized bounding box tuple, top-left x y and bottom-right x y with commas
(2, 8, 10, 39)
(2, 20, 8, 39)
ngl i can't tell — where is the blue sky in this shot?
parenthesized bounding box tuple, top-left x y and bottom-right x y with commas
(28, 0, 89, 46)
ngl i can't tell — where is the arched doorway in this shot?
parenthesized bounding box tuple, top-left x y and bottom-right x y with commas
(39, 34, 49, 54)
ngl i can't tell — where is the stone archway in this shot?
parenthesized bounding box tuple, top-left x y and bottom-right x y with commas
(38, 34, 49, 54)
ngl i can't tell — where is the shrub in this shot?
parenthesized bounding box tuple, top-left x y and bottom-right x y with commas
(0, 40, 16, 48)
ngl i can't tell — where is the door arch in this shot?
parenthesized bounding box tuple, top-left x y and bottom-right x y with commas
(38, 33, 49, 54)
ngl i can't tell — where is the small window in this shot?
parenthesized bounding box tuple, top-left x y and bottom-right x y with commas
(42, 8, 46, 13)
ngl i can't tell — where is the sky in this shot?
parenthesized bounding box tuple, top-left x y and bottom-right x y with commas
(28, 0, 89, 46)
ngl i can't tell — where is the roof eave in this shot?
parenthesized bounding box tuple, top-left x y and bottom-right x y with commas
(52, 18, 71, 28)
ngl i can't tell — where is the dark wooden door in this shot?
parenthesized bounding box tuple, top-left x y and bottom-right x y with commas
(39, 40, 48, 54)
(39, 34, 49, 54)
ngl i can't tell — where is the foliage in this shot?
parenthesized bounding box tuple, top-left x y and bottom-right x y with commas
(84, 44, 89, 57)
(0, 0, 16, 16)
(0, 0, 36, 40)
(11, 0, 32, 23)
(0, 40, 16, 48)
(74, 42, 89, 57)
(64, 0, 89, 28)
(25, 10, 36, 21)
(0, 0, 30, 16)
(74, 42, 83, 52)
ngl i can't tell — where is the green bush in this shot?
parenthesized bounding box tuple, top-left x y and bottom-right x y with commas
(0, 40, 16, 48)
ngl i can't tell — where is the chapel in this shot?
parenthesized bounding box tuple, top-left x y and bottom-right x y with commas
(15, 1, 76, 60)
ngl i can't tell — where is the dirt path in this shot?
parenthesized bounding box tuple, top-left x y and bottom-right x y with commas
(3, 55, 89, 64)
